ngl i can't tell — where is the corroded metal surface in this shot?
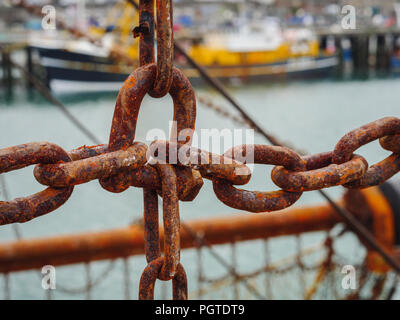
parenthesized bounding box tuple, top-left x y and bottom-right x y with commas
(0, 142, 71, 172)
(345, 154, 400, 189)
(143, 188, 160, 263)
(133, 0, 173, 98)
(0, 186, 73, 225)
(213, 144, 305, 212)
(333, 117, 400, 164)
(99, 63, 196, 193)
(155, 163, 180, 281)
(149, 0, 173, 98)
(149, 140, 251, 185)
(7, 118, 394, 220)
(141, 163, 182, 297)
(68, 144, 108, 161)
(133, 0, 155, 66)
(225, 144, 305, 170)
(271, 154, 369, 192)
(139, 257, 187, 300)
(380, 134, 400, 154)
(34, 142, 148, 187)
(131, 165, 203, 201)
(0, 142, 73, 224)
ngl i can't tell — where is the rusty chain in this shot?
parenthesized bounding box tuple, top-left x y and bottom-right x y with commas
(128, 0, 186, 299)
(133, 0, 173, 97)
(3, 0, 400, 300)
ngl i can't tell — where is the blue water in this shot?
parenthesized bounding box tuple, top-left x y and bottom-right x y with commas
(0, 76, 399, 299)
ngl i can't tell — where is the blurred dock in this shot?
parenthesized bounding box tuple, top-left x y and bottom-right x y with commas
(316, 26, 400, 75)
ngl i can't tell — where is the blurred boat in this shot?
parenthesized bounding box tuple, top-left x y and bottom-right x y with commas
(184, 20, 338, 84)
(29, 4, 338, 92)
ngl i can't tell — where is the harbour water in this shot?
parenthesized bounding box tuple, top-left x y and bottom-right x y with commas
(1, 76, 400, 299)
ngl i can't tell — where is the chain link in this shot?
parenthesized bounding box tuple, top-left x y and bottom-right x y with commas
(133, 0, 174, 97)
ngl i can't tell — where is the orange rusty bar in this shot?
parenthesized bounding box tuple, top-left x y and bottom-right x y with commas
(0, 187, 390, 273)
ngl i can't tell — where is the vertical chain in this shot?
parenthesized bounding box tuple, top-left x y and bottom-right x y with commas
(139, 165, 187, 299)
(149, 0, 173, 97)
(156, 164, 180, 281)
(134, 0, 155, 66)
(143, 188, 161, 263)
(133, 0, 173, 97)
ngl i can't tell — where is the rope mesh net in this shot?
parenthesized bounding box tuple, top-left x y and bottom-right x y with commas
(1, 221, 398, 299)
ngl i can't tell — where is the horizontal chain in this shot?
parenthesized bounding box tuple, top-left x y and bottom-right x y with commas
(1, 117, 399, 222)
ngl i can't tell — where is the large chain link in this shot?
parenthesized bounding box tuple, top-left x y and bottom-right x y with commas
(133, 0, 173, 97)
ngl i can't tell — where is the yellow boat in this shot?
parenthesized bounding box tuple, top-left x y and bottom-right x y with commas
(30, 1, 338, 91)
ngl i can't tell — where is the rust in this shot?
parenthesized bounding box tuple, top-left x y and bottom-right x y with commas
(140, 162, 185, 298)
(116, 164, 203, 201)
(139, 257, 162, 300)
(155, 163, 180, 281)
(135, 0, 155, 66)
(68, 144, 108, 161)
(143, 188, 161, 263)
(225, 144, 305, 170)
(0, 142, 70, 173)
(139, 257, 187, 300)
(172, 263, 188, 300)
(149, 140, 251, 185)
(34, 142, 147, 187)
(0, 142, 73, 225)
(302, 152, 333, 170)
(380, 134, 400, 154)
(333, 117, 400, 164)
(332, 117, 400, 190)
(69, 142, 202, 200)
(344, 154, 400, 189)
(99, 63, 196, 193)
(170, 167, 203, 201)
(271, 154, 368, 192)
(213, 145, 305, 212)
(148, 0, 174, 98)
(213, 181, 302, 213)
(0, 187, 73, 225)
(133, 22, 151, 39)
(134, 0, 173, 97)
